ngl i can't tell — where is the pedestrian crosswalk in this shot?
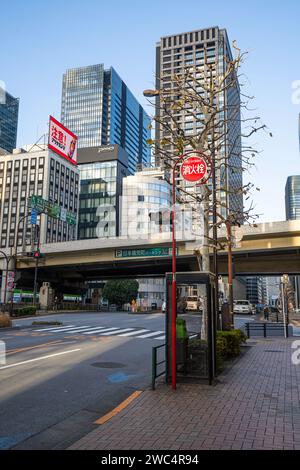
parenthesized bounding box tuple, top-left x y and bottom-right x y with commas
(34, 324, 166, 341)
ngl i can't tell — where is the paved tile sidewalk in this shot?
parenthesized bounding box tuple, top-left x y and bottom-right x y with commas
(70, 338, 300, 450)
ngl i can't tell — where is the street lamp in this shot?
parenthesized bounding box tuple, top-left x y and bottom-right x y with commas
(9, 212, 31, 312)
(143, 89, 160, 97)
(144, 88, 180, 390)
(281, 274, 289, 338)
(143, 88, 213, 389)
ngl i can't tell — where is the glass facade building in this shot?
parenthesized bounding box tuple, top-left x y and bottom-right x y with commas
(246, 277, 268, 305)
(286, 175, 300, 220)
(0, 87, 19, 153)
(77, 145, 128, 239)
(61, 64, 151, 174)
(79, 161, 118, 239)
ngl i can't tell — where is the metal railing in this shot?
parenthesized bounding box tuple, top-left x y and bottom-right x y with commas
(51, 302, 101, 312)
(152, 343, 166, 390)
(245, 322, 289, 338)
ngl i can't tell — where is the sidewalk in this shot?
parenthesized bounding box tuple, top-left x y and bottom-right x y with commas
(69, 338, 300, 450)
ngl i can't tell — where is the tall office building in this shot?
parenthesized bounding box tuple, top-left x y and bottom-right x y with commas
(0, 86, 19, 153)
(246, 277, 268, 305)
(155, 26, 243, 218)
(61, 64, 151, 174)
(285, 176, 300, 220)
(0, 145, 79, 250)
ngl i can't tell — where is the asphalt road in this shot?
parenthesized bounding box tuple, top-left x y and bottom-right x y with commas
(0, 311, 253, 450)
(0, 311, 166, 450)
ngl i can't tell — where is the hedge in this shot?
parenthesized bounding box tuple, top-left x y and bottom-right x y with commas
(216, 329, 247, 371)
(12, 306, 37, 317)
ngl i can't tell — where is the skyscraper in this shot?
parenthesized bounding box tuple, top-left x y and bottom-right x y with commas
(0, 86, 19, 153)
(285, 176, 300, 220)
(61, 64, 151, 174)
(155, 26, 243, 217)
(246, 277, 267, 305)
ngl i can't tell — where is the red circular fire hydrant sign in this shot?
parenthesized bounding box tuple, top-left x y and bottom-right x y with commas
(181, 155, 210, 183)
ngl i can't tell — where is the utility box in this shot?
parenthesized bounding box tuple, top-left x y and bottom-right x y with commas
(165, 272, 216, 385)
(39, 282, 54, 310)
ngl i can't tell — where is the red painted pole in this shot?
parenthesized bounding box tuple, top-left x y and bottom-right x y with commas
(171, 164, 177, 391)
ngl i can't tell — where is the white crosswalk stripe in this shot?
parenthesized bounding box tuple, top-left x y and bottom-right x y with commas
(65, 326, 108, 334)
(48, 326, 91, 333)
(83, 327, 119, 335)
(136, 331, 164, 339)
(99, 328, 135, 336)
(33, 324, 165, 340)
(118, 329, 149, 337)
(35, 325, 76, 332)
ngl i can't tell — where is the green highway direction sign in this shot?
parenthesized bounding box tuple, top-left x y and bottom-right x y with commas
(115, 247, 178, 259)
(30, 195, 77, 226)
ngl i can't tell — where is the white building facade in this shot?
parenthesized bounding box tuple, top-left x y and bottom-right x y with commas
(0, 144, 79, 250)
(120, 167, 172, 240)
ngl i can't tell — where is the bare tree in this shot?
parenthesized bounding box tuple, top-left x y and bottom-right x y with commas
(145, 42, 271, 337)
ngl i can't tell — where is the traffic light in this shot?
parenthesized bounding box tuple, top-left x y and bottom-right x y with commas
(25, 251, 45, 258)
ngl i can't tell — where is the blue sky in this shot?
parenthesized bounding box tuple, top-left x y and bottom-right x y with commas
(1, 0, 300, 222)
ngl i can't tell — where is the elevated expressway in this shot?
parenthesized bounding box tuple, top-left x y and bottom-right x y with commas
(1, 220, 300, 292)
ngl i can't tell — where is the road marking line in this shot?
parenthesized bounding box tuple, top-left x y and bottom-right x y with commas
(154, 335, 166, 340)
(136, 331, 164, 338)
(83, 327, 119, 335)
(65, 326, 107, 334)
(7, 340, 63, 355)
(118, 329, 150, 337)
(48, 325, 91, 332)
(34, 325, 77, 332)
(0, 349, 81, 370)
(99, 328, 135, 336)
(94, 391, 142, 425)
(31, 325, 75, 331)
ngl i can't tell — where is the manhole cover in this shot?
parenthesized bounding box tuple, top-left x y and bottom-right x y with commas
(91, 362, 126, 369)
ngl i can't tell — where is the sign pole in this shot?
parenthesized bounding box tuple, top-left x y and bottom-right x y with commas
(170, 150, 212, 391)
(171, 164, 177, 391)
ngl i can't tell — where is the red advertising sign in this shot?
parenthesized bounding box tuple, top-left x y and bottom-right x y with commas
(181, 154, 211, 183)
(48, 116, 78, 165)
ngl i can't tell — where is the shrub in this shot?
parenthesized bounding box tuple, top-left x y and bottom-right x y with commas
(0, 313, 12, 328)
(216, 336, 227, 371)
(235, 329, 248, 344)
(12, 306, 37, 317)
(217, 330, 246, 359)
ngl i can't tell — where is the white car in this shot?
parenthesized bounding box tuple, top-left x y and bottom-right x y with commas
(233, 300, 252, 315)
